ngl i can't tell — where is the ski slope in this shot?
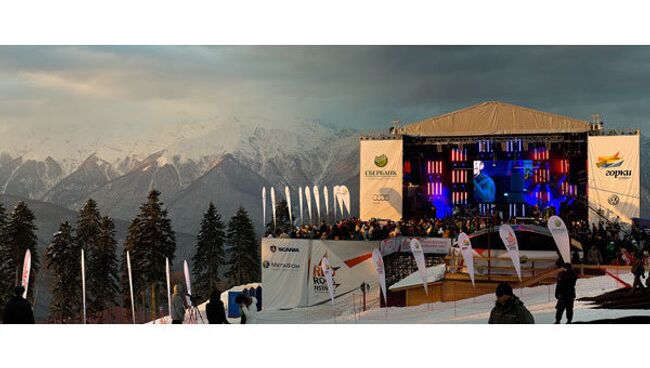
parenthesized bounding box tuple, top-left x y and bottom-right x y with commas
(155, 272, 650, 324)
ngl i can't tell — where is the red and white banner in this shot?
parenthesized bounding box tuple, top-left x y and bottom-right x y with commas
(409, 238, 428, 295)
(270, 187, 277, 230)
(372, 249, 387, 303)
(323, 186, 330, 219)
(305, 186, 313, 224)
(499, 224, 522, 281)
(458, 232, 475, 287)
(126, 250, 135, 324)
(285, 186, 293, 225)
(548, 215, 571, 264)
(81, 249, 86, 324)
(320, 257, 335, 306)
(262, 187, 266, 229)
(21, 249, 31, 299)
(166, 257, 172, 323)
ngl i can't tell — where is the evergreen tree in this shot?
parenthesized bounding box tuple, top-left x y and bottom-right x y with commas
(75, 199, 102, 320)
(46, 221, 81, 323)
(192, 202, 226, 303)
(0, 203, 14, 318)
(225, 206, 260, 286)
(264, 199, 292, 236)
(88, 216, 119, 322)
(4, 201, 39, 300)
(122, 190, 176, 321)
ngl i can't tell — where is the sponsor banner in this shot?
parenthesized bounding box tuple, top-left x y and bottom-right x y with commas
(334, 185, 345, 217)
(81, 249, 86, 324)
(409, 239, 428, 295)
(458, 232, 475, 286)
(340, 185, 351, 216)
(285, 186, 293, 225)
(184, 260, 193, 306)
(548, 215, 571, 264)
(299, 187, 304, 225)
(166, 257, 172, 322)
(313, 186, 321, 222)
(262, 187, 266, 229)
(588, 135, 640, 224)
(498, 224, 522, 281)
(305, 186, 313, 224)
(21, 249, 31, 299)
(320, 257, 335, 306)
(261, 239, 310, 310)
(380, 237, 452, 256)
(323, 186, 330, 219)
(307, 240, 377, 306)
(371, 249, 387, 303)
(270, 187, 277, 229)
(126, 250, 135, 324)
(360, 139, 403, 221)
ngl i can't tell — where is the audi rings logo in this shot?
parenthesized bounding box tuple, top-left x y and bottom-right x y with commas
(372, 193, 390, 202)
(262, 260, 270, 268)
(608, 194, 620, 206)
(270, 245, 277, 253)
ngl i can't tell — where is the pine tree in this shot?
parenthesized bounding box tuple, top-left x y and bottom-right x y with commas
(46, 221, 81, 323)
(75, 199, 102, 320)
(122, 190, 176, 321)
(192, 202, 226, 303)
(265, 199, 292, 236)
(225, 206, 260, 286)
(0, 203, 14, 318)
(87, 216, 119, 322)
(4, 201, 39, 300)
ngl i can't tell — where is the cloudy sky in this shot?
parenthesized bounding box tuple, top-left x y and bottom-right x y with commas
(1, 46, 649, 141)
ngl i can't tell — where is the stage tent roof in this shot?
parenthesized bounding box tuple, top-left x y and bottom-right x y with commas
(401, 101, 591, 137)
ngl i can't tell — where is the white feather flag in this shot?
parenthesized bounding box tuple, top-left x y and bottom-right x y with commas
(262, 187, 266, 229)
(270, 187, 277, 230)
(332, 185, 340, 220)
(299, 187, 304, 225)
(305, 186, 313, 224)
(285, 186, 293, 225)
(323, 186, 330, 219)
(340, 185, 351, 216)
(335, 186, 345, 218)
(313, 185, 321, 223)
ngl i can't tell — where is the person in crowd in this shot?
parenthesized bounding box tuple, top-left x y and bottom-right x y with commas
(488, 282, 534, 324)
(631, 255, 646, 291)
(205, 290, 230, 324)
(2, 286, 35, 324)
(555, 263, 578, 324)
(235, 294, 258, 324)
(587, 245, 603, 265)
(171, 284, 188, 324)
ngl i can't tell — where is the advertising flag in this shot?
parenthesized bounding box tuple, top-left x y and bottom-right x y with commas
(305, 186, 313, 224)
(166, 257, 172, 323)
(458, 232, 475, 287)
(335, 186, 345, 218)
(499, 224, 522, 281)
(371, 248, 387, 303)
(21, 249, 31, 299)
(285, 186, 293, 225)
(323, 186, 330, 219)
(320, 256, 335, 306)
(340, 185, 351, 216)
(81, 249, 86, 324)
(313, 185, 321, 223)
(126, 250, 136, 324)
(270, 187, 276, 230)
(262, 187, 266, 229)
(332, 185, 340, 220)
(548, 215, 571, 264)
(409, 238, 428, 295)
(184, 260, 193, 306)
(299, 187, 304, 225)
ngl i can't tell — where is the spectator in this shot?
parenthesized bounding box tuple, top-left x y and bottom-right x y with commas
(171, 284, 188, 324)
(2, 286, 35, 324)
(587, 245, 603, 265)
(205, 290, 230, 324)
(555, 263, 577, 324)
(488, 282, 534, 324)
(631, 256, 646, 292)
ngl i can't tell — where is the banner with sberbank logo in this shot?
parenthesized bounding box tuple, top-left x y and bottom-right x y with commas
(587, 135, 640, 225)
(360, 138, 403, 221)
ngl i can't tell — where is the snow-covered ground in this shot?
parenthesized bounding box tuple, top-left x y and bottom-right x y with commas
(157, 272, 650, 324)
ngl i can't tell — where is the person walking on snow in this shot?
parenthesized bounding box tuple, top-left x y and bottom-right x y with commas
(171, 284, 188, 324)
(206, 290, 230, 324)
(555, 263, 577, 324)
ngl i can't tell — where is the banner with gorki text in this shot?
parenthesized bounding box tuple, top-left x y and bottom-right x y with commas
(588, 135, 640, 225)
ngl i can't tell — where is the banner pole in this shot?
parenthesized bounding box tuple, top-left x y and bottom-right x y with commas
(81, 249, 86, 324)
(127, 250, 136, 324)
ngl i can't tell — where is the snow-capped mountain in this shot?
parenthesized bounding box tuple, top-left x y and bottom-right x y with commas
(0, 117, 361, 234)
